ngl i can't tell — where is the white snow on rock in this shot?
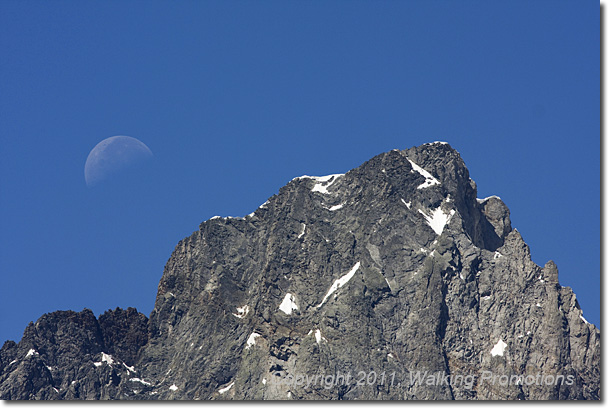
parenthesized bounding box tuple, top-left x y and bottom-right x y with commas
(328, 203, 345, 211)
(124, 363, 136, 373)
(169, 384, 178, 391)
(298, 174, 343, 194)
(408, 159, 440, 189)
(314, 329, 327, 344)
(482, 295, 491, 301)
(233, 305, 250, 319)
(477, 195, 502, 204)
(424, 141, 449, 145)
(210, 215, 221, 220)
(580, 314, 590, 324)
(401, 198, 411, 209)
(317, 262, 361, 307)
(418, 207, 455, 235)
(218, 381, 234, 394)
(494, 251, 503, 259)
(297, 223, 306, 239)
(246, 332, 261, 349)
(262, 378, 267, 385)
(490, 339, 507, 357)
(130, 378, 152, 386)
(279, 293, 299, 314)
(94, 362, 102, 367)
(25, 349, 39, 358)
(101, 353, 114, 365)
(9, 360, 17, 366)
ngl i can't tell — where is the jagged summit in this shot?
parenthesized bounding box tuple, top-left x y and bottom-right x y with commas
(0, 143, 599, 400)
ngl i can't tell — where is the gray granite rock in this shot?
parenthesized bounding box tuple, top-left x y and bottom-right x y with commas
(0, 143, 599, 400)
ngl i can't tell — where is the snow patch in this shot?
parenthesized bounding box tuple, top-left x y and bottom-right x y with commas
(580, 315, 590, 325)
(297, 223, 306, 239)
(101, 353, 114, 365)
(262, 378, 267, 385)
(424, 141, 449, 145)
(314, 329, 326, 344)
(317, 262, 361, 307)
(494, 251, 503, 259)
(9, 360, 17, 366)
(279, 293, 299, 314)
(46, 365, 53, 371)
(482, 295, 491, 301)
(401, 198, 412, 209)
(233, 305, 250, 319)
(490, 339, 507, 357)
(94, 362, 102, 367)
(418, 207, 455, 235)
(299, 174, 343, 194)
(169, 384, 178, 391)
(130, 378, 152, 386)
(25, 349, 39, 358)
(246, 332, 261, 349)
(408, 159, 440, 189)
(124, 363, 136, 373)
(477, 195, 502, 204)
(328, 203, 345, 211)
(218, 382, 234, 394)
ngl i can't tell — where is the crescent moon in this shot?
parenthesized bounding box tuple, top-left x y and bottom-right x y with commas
(84, 136, 153, 186)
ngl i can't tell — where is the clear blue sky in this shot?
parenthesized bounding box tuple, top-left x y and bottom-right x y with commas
(0, 1, 599, 343)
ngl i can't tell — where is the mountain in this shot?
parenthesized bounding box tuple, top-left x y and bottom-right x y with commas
(0, 143, 600, 400)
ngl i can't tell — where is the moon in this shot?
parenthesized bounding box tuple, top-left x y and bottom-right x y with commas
(84, 136, 153, 186)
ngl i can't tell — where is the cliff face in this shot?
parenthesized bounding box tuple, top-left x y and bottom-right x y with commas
(0, 143, 600, 400)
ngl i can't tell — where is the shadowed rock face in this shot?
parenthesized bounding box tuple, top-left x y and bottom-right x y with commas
(0, 143, 599, 400)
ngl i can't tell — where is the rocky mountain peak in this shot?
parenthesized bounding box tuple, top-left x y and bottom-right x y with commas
(0, 143, 599, 400)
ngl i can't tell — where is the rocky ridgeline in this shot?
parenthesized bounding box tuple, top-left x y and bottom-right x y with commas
(0, 143, 600, 400)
